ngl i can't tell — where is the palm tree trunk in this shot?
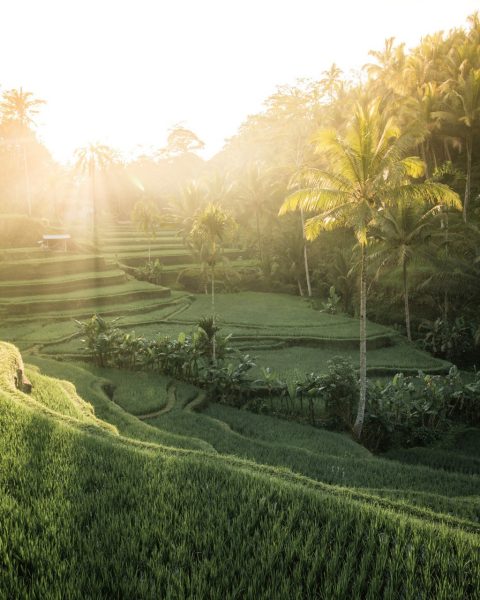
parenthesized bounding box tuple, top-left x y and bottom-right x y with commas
(211, 264, 216, 363)
(90, 159, 98, 245)
(300, 208, 312, 296)
(22, 144, 31, 216)
(420, 142, 430, 179)
(403, 260, 412, 341)
(444, 138, 452, 163)
(353, 244, 367, 439)
(443, 210, 449, 322)
(463, 132, 472, 223)
(255, 209, 263, 264)
(297, 279, 304, 296)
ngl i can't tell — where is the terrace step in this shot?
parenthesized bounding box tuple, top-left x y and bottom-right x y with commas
(99, 238, 182, 247)
(0, 286, 171, 316)
(0, 255, 110, 280)
(121, 248, 244, 267)
(0, 271, 128, 298)
(100, 244, 186, 254)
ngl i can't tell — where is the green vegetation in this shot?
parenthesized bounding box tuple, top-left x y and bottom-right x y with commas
(0, 343, 478, 598)
(2, 12, 480, 598)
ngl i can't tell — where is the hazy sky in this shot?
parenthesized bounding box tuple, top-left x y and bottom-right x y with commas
(2, 0, 479, 162)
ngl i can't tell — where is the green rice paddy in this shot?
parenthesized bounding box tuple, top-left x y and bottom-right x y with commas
(0, 223, 477, 598)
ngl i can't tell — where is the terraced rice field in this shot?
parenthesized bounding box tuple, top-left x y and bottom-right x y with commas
(1, 344, 477, 598)
(21, 291, 448, 377)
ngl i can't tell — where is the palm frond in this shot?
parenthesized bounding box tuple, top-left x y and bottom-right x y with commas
(279, 189, 349, 216)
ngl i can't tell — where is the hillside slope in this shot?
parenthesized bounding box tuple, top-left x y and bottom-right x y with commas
(0, 342, 479, 598)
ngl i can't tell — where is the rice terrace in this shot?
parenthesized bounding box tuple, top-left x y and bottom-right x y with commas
(1, 2, 480, 598)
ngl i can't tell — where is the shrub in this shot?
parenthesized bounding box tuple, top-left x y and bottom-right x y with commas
(135, 259, 164, 285)
(420, 316, 478, 365)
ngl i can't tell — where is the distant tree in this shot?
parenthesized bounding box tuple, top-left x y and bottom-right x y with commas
(168, 180, 209, 242)
(190, 203, 236, 362)
(0, 87, 46, 215)
(132, 199, 162, 261)
(236, 162, 277, 267)
(370, 203, 459, 341)
(161, 125, 205, 157)
(440, 66, 480, 222)
(74, 143, 118, 234)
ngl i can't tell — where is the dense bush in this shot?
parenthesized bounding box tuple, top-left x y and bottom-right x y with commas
(420, 316, 479, 366)
(75, 314, 252, 402)
(363, 368, 480, 452)
(76, 315, 479, 452)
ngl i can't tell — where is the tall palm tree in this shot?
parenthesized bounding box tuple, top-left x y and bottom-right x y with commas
(236, 162, 276, 267)
(190, 203, 236, 362)
(0, 88, 45, 216)
(131, 198, 162, 261)
(74, 143, 117, 237)
(439, 66, 480, 222)
(370, 203, 459, 341)
(279, 98, 459, 439)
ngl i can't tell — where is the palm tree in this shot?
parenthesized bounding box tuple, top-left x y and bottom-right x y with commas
(439, 66, 480, 222)
(279, 98, 460, 439)
(190, 203, 236, 362)
(132, 198, 162, 261)
(74, 143, 117, 237)
(236, 162, 277, 267)
(168, 180, 209, 242)
(0, 88, 45, 216)
(370, 203, 459, 341)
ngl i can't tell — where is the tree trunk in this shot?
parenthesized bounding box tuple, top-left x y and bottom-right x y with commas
(353, 244, 367, 440)
(300, 208, 312, 296)
(463, 132, 472, 223)
(420, 142, 430, 179)
(90, 159, 98, 245)
(22, 144, 31, 216)
(255, 209, 263, 264)
(211, 265, 216, 363)
(403, 260, 412, 342)
(443, 210, 449, 322)
(444, 138, 452, 163)
(297, 279, 304, 296)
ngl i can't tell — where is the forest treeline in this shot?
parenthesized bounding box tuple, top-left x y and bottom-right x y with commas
(1, 13, 479, 363)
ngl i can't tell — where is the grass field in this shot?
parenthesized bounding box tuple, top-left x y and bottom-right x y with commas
(1, 342, 478, 598)
(0, 224, 477, 597)
(24, 291, 450, 379)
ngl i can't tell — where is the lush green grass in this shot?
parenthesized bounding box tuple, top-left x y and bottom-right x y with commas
(0, 281, 171, 316)
(385, 429, 480, 475)
(0, 269, 127, 297)
(136, 291, 448, 372)
(1, 343, 479, 598)
(175, 292, 389, 333)
(0, 254, 111, 280)
(0, 291, 188, 326)
(78, 365, 172, 415)
(27, 352, 479, 524)
(26, 354, 213, 452)
(252, 342, 450, 379)
(30, 292, 450, 375)
(152, 403, 480, 523)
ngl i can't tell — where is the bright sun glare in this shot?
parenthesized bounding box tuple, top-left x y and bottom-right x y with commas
(2, 0, 479, 162)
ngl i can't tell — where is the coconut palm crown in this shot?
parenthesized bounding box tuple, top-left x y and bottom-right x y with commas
(279, 97, 461, 438)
